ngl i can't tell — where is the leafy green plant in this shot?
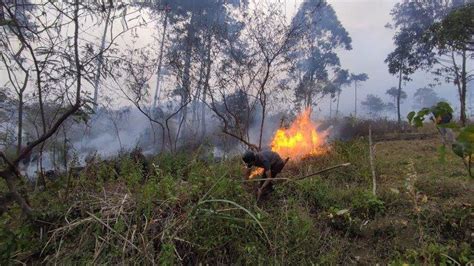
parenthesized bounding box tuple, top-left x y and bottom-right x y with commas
(407, 101, 454, 128)
(327, 207, 354, 233)
(407, 101, 456, 158)
(451, 125, 474, 177)
(408, 101, 474, 177)
(351, 191, 385, 218)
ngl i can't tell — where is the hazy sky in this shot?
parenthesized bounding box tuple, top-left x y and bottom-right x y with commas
(312, 0, 470, 118)
(329, 0, 403, 116)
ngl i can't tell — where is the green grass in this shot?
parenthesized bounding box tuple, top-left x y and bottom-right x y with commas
(0, 137, 473, 264)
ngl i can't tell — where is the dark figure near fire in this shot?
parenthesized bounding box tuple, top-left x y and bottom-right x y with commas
(242, 150, 288, 201)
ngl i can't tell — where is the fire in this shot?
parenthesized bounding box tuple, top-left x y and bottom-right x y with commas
(271, 108, 329, 159)
(249, 167, 265, 179)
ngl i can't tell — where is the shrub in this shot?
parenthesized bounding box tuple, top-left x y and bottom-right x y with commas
(351, 191, 385, 218)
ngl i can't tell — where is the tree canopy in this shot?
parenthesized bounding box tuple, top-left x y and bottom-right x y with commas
(290, 0, 352, 110)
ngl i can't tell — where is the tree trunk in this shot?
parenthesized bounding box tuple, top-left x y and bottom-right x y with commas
(354, 81, 358, 118)
(306, 93, 311, 109)
(152, 11, 168, 110)
(329, 97, 332, 119)
(17, 93, 23, 155)
(397, 67, 403, 126)
(63, 127, 68, 171)
(469, 76, 473, 117)
(192, 54, 206, 133)
(200, 86, 208, 139)
(258, 90, 267, 150)
(93, 3, 112, 109)
(0, 3, 4, 21)
(258, 63, 271, 150)
(0, 152, 33, 218)
(178, 13, 195, 141)
(336, 91, 341, 119)
(201, 34, 212, 139)
(460, 49, 467, 126)
(37, 142, 47, 189)
(2, 169, 32, 217)
(451, 50, 467, 126)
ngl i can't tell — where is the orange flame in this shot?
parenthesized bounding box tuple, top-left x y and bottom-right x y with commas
(271, 108, 329, 160)
(249, 167, 265, 179)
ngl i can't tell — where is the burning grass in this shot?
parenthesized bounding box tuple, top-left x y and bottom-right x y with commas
(0, 136, 473, 264)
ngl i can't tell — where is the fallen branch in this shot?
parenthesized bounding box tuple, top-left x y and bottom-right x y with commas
(242, 163, 351, 183)
(292, 163, 351, 181)
(242, 177, 291, 182)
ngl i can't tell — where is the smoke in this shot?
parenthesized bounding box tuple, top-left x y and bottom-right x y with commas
(248, 112, 283, 150)
(18, 107, 157, 178)
(17, 97, 339, 180)
(73, 109, 153, 157)
(23, 152, 55, 180)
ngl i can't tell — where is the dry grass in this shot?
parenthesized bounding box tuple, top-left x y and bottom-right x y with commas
(0, 135, 473, 264)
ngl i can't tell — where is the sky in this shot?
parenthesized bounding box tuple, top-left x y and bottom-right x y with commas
(311, 0, 471, 118)
(328, 0, 403, 116)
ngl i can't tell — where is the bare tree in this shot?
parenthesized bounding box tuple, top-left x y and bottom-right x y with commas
(92, 0, 114, 109)
(206, 1, 304, 150)
(0, 51, 29, 155)
(0, 0, 139, 216)
(0, 0, 83, 216)
(350, 73, 369, 119)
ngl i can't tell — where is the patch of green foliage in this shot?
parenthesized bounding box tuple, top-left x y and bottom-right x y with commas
(407, 101, 454, 128)
(351, 191, 385, 218)
(408, 101, 474, 177)
(451, 125, 474, 177)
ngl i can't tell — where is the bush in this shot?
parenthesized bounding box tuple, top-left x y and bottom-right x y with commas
(351, 191, 385, 218)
